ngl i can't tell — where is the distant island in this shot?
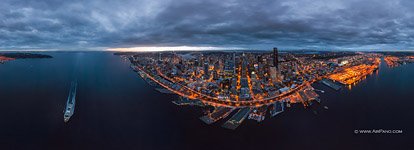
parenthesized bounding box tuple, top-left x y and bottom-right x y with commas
(0, 53, 53, 59)
(0, 53, 52, 64)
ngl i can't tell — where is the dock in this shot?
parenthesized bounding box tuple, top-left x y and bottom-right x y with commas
(304, 88, 319, 101)
(320, 78, 342, 91)
(200, 107, 235, 124)
(270, 101, 284, 117)
(172, 97, 205, 107)
(315, 98, 321, 103)
(222, 107, 251, 130)
(248, 106, 267, 122)
(155, 88, 175, 94)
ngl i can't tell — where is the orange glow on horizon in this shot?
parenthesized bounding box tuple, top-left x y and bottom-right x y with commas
(107, 46, 243, 52)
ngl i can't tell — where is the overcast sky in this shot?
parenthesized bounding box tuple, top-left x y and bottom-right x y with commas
(1, 0, 414, 51)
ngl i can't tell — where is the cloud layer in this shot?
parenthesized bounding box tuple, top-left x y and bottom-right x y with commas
(1, 0, 414, 50)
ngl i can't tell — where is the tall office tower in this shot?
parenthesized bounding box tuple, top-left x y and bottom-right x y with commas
(273, 47, 279, 69)
(233, 52, 236, 74)
(203, 62, 209, 79)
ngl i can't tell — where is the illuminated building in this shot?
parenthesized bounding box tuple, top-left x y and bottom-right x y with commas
(273, 47, 279, 69)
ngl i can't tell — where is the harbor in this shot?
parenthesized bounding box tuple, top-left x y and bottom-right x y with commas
(1, 51, 412, 149)
(320, 78, 342, 91)
(200, 107, 235, 125)
(124, 51, 400, 130)
(222, 108, 251, 130)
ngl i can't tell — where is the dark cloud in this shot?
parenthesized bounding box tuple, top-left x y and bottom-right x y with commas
(1, 0, 414, 50)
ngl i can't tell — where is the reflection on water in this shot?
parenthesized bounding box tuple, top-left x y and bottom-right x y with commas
(0, 52, 411, 150)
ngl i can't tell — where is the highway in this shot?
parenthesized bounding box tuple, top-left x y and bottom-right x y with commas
(135, 64, 316, 107)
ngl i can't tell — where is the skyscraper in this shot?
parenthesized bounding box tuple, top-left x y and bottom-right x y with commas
(273, 47, 279, 69)
(233, 52, 236, 74)
(203, 62, 209, 79)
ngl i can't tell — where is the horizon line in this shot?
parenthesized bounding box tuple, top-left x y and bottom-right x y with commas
(1, 47, 414, 52)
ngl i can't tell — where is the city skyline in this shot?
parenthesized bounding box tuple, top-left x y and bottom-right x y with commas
(118, 49, 412, 130)
(1, 49, 410, 149)
(0, 0, 412, 149)
(2, 0, 414, 51)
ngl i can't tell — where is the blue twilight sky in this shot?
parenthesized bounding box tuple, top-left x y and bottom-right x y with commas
(1, 0, 414, 51)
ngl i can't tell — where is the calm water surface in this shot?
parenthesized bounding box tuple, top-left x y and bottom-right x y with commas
(0, 52, 412, 150)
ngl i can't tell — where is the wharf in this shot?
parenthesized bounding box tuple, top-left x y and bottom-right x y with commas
(222, 107, 251, 130)
(270, 101, 284, 117)
(320, 78, 342, 91)
(155, 88, 175, 94)
(172, 97, 205, 106)
(200, 107, 235, 124)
